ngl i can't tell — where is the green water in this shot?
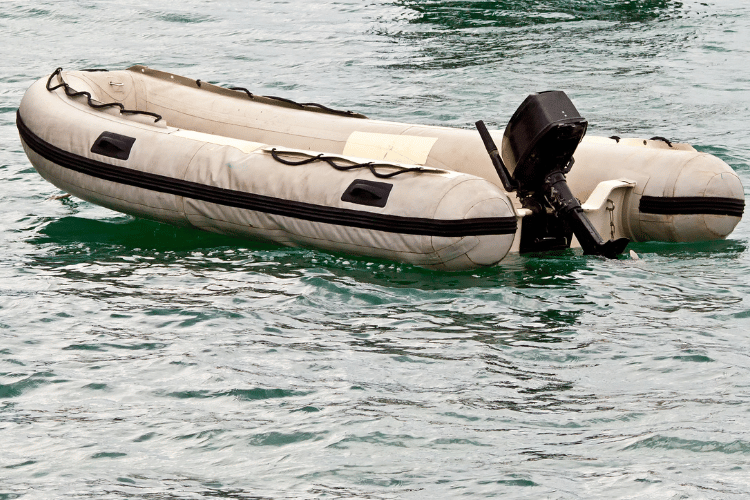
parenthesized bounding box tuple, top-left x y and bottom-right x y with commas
(2, 1, 750, 498)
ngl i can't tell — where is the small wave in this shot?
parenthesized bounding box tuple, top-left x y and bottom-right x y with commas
(248, 431, 324, 447)
(90, 452, 127, 459)
(162, 387, 312, 401)
(624, 435, 750, 455)
(0, 372, 55, 399)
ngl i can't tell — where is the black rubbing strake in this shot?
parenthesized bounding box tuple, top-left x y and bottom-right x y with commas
(639, 195, 744, 217)
(17, 112, 517, 237)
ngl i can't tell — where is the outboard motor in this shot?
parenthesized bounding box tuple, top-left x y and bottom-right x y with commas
(476, 91, 629, 258)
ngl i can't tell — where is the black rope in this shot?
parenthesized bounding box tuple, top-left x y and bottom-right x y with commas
(263, 94, 304, 108)
(227, 86, 361, 117)
(270, 148, 433, 179)
(300, 102, 357, 116)
(46, 67, 163, 123)
(229, 86, 254, 98)
(649, 136, 673, 147)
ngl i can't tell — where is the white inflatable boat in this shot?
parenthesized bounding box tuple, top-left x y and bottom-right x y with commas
(17, 66, 744, 270)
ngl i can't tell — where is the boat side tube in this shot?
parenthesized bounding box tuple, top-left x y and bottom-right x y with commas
(18, 73, 519, 270)
(571, 139, 745, 243)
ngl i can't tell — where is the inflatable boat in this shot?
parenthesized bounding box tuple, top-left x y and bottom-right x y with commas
(16, 66, 745, 270)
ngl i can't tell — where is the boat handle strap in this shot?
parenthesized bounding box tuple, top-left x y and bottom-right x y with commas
(46, 67, 163, 124)
(269, 148, 437, 179)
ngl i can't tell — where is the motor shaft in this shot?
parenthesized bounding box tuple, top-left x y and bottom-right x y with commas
(544, 170, 629, 259)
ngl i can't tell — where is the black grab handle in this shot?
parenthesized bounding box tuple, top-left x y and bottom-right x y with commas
(341, 179, 393, 208)
(90, 131, 136, 160)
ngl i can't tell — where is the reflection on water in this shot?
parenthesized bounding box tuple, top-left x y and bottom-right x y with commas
(394, 0, 681, 29)
(28, 215, 591, 291)
(631, 238, 747, 259)
(33, 216, 269, 252)
(24, 215, 593, 369)
(378, 0, 690, 73)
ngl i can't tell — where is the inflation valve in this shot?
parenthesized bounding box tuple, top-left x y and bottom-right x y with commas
(476, 91, 629, 258)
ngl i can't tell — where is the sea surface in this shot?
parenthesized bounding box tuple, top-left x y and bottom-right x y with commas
(2, 1, 750, 498)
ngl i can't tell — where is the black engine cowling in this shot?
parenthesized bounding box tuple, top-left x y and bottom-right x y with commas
(476, 91, 629, 258)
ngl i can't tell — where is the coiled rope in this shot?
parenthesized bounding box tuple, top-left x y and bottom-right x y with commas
(227, 86, 363, 118)
(46, 67, 163, 123)
(269, 148, 436, 179)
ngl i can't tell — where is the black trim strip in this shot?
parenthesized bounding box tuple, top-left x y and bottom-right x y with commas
(640, 195, 744, 217)
(17, 112, 517, 237)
